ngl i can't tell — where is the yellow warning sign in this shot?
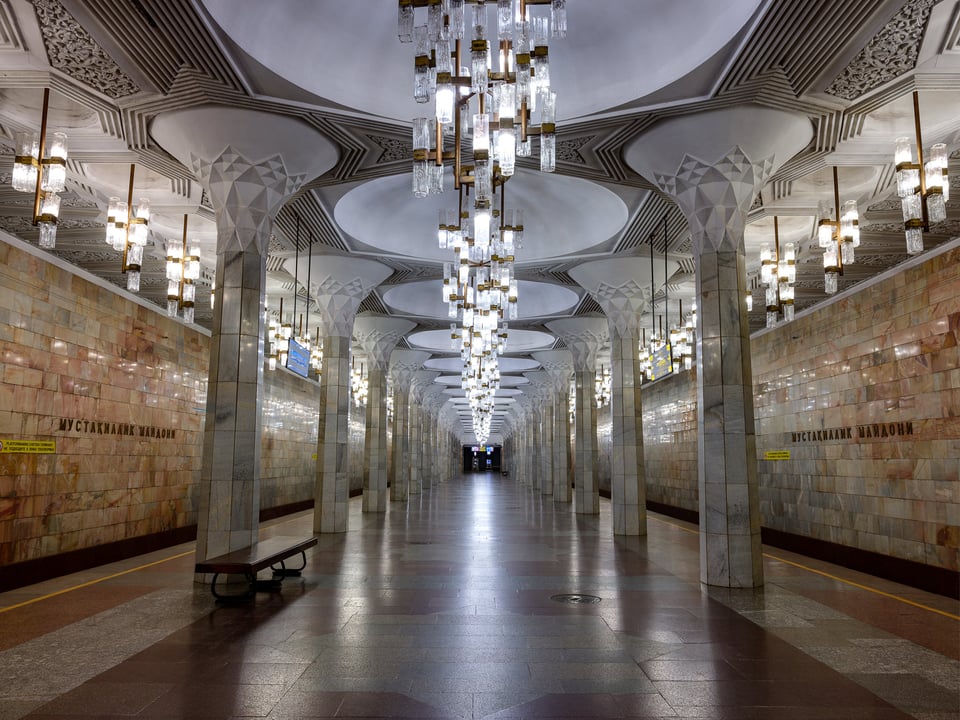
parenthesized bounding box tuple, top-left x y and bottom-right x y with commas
(764, 450, 790, 461)
(0, 439, 57, 454)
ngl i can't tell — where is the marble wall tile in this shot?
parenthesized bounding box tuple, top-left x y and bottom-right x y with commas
(632, 244, 960, 572)
(0, 239, 321, 565)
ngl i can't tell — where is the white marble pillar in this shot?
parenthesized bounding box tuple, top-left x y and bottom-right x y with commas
(546, 318, 608, 515)
(626, 105, 812, 586)
(296, 258, 392, 533)
(354, 315, 416, 513)
(388, 350, 429, 502)
(151, 107, 337, 562)
(525, 372, 555, 496)
(408, 372, 438, 495)
(419, 385, 445, 490)
(570, 258, 678, 536)
(534, 350, 573, 503)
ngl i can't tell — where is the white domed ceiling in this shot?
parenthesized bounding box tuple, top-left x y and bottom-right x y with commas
(200, 0, 763, 120)
(335, 169, 628, 263)
(383, 280, 579, 319)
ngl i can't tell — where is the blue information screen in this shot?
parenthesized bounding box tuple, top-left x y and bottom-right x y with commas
(285, 338, 310, 378)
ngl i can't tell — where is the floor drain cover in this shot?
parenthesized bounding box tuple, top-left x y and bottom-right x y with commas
(551, 593, 602, 605)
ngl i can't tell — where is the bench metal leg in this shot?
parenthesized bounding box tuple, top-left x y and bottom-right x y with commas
(210, 572, 257, 603)
(271, 550, 307, 578)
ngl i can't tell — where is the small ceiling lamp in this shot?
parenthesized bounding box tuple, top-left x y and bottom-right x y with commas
(895, 91, 949, 255)
(10, 88, 67, 249)
(104, 164, 150, 292)
(165, 215, 201, 324)
(816, 168, 857, 295)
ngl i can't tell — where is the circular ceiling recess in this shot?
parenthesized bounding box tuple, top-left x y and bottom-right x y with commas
(336, 169, 627, 263)
(383, 280, 579, 319)
(424, 356, 541, 374)
(409, 329, 554, 354)
(200, 0, 763, 120)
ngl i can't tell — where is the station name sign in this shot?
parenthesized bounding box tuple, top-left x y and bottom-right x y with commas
(791, 421, 913, 443)
(58, 418, 179, 439)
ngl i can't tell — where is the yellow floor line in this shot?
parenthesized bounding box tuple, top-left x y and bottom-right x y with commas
(0, 549, 195, 615)
(649, 515, 959, 622)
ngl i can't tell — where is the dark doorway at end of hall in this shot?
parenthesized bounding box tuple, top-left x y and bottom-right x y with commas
(462, 444, 501, 473)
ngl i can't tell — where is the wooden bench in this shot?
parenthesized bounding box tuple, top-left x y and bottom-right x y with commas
(194, 536, 318, 602)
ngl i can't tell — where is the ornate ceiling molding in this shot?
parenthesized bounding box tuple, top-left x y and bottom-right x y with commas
(30, 0, 140, 99)
(825, 0, 940, 101)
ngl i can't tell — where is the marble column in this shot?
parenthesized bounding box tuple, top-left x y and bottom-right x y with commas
(419, 385, 445, 490)
(408, 371, 438, 495)
(297, 258, 392, 533)
(570, 258, 678, 536)
(525, 372, 555, 496)
(546, 318, 608, 515)
(534, 350, 573, 503)
(353, 315, 416, 513)
(150, 107, 337, 563)
(388, 350, 430, 501)
(626, 105, 812, 586)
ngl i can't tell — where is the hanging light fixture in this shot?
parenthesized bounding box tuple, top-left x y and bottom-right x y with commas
(761, 217, 796, 327)
(104, 164, 150, 292)
(594, 364, 611, 408)
(10, 88, 67, 249)
(815, 167, 858, 295)
(894, 91, 949, 255)
(402, 0, 566, 200)
(267, 297, 291, 371)
(165, 215, 201, 324)
(400, 0, 566, 443)
(351, 356, 369, 408)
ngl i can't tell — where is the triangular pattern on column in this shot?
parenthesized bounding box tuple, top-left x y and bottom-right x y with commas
(653, 146, 774, 255)
(190, 146, 308, 255)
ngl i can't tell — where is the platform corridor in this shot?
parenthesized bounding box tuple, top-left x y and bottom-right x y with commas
(0, 474, 957, 719)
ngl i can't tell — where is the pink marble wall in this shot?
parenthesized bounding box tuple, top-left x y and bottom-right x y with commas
(636, 241, 960, 571)
(0, 237, 320, 566)
(0, 239, 206, 564)
(752, 243, 960, 571)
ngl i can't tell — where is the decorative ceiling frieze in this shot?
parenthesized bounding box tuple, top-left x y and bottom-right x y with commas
(370, 135, 412, 164)
(30, 0, 140, 98)
(825, 0, 941, 100)
(556, 136, 594, 165)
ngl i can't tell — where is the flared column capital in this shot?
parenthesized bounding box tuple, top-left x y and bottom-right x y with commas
(151, 106, 339, 255)
(625, 105, 813, 255)
(298, 256, 394, 339)
(353, 314, 417, 370)
(545, 317, 609, 372)
(570, 257, 679, 338)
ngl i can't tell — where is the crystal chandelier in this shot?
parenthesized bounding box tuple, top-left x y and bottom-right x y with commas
(816, 167, 858, 295)
(267, 297, 292, 371)
(894, 91, 949, 256)
(104, 164, 151, 292)
(165, 215, 201, 324)
(10, 89, 67, 249)
(351, 356, 369, 408)
(401, 0, 566, 200)
(594, 365, 610, 408)
(760, 217, 796, 327)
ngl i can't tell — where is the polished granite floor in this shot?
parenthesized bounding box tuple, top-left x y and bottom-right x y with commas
(0, 473, 957, 719)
